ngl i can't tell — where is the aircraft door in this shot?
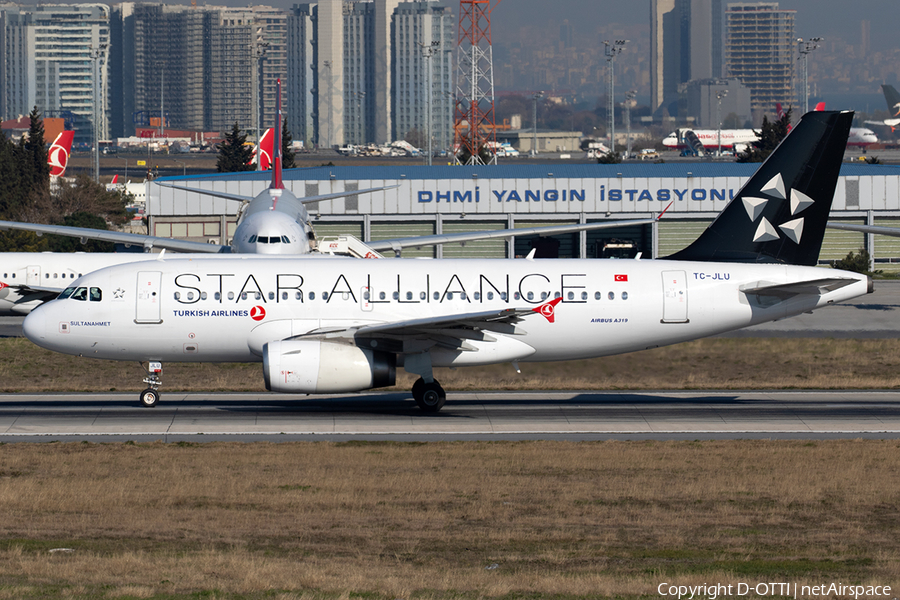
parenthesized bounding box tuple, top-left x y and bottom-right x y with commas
(661, 270, 689, 323)
(27, 266, 40, 286)
(135, 271, 163, 324)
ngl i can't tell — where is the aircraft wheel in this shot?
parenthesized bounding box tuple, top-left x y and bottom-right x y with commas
(140, 388, 160, 408)
(412, 377, 425, 400)
(414, 381, 445, 413)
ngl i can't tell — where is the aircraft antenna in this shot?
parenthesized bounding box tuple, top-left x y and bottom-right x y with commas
(454, 0, 500, 165)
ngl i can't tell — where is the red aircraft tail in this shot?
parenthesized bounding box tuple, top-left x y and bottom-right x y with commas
(48, 130, 74, 178)
(249, 128, 274, 170)
(271, 79, 284, 189)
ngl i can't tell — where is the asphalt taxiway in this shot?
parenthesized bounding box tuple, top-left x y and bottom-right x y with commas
(2, 390, 900, 442)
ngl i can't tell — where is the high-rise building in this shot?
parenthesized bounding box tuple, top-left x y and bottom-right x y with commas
(650, 0, 724, 115)
(392, 1, 453, 152)
(724, 2, 795, 114)
(286, 4, 317, 146)
(3, 4, 110, 145)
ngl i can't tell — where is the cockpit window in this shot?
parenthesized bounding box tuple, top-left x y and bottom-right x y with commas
(58, 287, 76, 300)
(248, 235, 257, 243)
(281, 236, 290, 243)
(257, 236, 280, 244)
(89, 287, 102, 302)
(71, 287, 88, 301)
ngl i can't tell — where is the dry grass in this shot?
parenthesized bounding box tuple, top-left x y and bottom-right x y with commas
(0, 441, 899, 599)
(3, 337, 900, 393)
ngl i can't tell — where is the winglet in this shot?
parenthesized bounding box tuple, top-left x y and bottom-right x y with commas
(271, 79, 284, 190)
(532, 297, 563, 323)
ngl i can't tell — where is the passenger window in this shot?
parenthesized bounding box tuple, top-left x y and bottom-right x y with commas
(215, 292, 221, 301)
(420, 292, 426, 300)
(364, 291, 370, 300)
(295, 291, 303, 300)
(187, 292, 194, 301)
(487, 292, 493, 300)
(201, 292, 207, 300)
(71, 287, 88, 301)
(433, 292, 439, 300)
(90, 287, 102, 301)
(59, 287, 76, 300)
(255, 292, 261, 300)
(460, 292, 467, 300)
(474, 292, 481, 300)
(282, 292, 288, 300)
(595, 292, 601, 300)
(622, 291, 629, 300)
(501, 292, 507, 301)
(567, 292, 574, 300)
(241, 292, 247, 301)
(322, 292, 329, 300)
(392, 292, 399, 300)
(608, 291, 615, 300)
(174, 292, 181, 300)
(228, 292, 235, 300)
(406, 291, 413, 300)
(45, 273, 49, 279)
(268, 292, 275, 300)
(53, 273, 58, 279)
(581, 292, 588, 300)
(447, 292, 454, 300)
(309, 292, 315, 300)
(514, 292, 520, 300)
(527, 292, 534, 301)
(379, 292, 386, 300)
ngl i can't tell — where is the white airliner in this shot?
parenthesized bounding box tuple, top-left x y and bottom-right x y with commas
(864, 84, 900, 131)
(0, 80, 656, 315)
(23, 111, 872, 412)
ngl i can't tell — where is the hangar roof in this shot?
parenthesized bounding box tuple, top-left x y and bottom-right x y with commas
(159, 162, 900, 184)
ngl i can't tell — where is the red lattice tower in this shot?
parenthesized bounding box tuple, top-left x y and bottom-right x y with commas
(454, 0, 500, 165)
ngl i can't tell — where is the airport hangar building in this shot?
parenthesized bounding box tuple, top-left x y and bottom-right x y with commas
(147, 163, 900, 271)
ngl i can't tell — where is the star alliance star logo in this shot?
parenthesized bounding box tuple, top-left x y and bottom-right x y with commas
(741, 173, 814, 245)
(113, 288, 125, 299)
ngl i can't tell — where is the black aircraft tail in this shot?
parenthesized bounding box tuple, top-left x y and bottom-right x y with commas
(882, 84, 900, 118)
(666, 110, 853, 266)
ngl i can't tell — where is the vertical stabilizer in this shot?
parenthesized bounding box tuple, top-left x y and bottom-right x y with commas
(883, 84, 900, 118)
(48, 131, 74, 178)
(667, 110, 853, 266)
(271, 79, 284, 190)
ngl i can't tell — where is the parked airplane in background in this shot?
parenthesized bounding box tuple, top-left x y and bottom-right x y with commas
(865, 84, 900, 131)
(23, 111, 871, 412)
(0, 80, 657, 315)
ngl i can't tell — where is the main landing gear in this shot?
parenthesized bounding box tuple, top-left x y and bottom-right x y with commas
(412, 377, 445, 413)
(140, 361, 163, 408)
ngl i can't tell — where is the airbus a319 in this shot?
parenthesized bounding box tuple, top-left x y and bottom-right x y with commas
(23, 111, 872, 412)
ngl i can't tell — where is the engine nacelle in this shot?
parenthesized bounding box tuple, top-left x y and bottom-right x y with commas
(263, 340, 395, 393)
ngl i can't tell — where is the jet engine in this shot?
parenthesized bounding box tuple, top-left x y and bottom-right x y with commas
(263, 340, 395, 393)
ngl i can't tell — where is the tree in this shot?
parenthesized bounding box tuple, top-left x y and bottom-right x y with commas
(216, 123, 254, 173)
(0, 133, 24, 219)
(281, 117, 296, 169)
(737, 108, 792, 163)
(21, 106, 49, 191)
(597, 151, 622, 164)
(833, 248, 880, 276)
(46, 212, 116, 252)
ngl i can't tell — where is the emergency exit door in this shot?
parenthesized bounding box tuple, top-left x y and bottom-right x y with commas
(661, 270, 689, 323)
(135, 271, 162, 324)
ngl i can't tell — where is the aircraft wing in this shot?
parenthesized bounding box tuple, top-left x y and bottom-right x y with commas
(155, 182, 400, 204)
(828, 222, 900, 237)
(740, 278, 857, 300)
(293, 304, 556, 353)
(367, 218, 658, 254)
(863, 119, 900, 128)
(0, 220, 230, 253)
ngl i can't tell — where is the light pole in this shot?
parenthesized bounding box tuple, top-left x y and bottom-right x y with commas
(531, 91, 543, 156)
(254, 34, 269, 170)
(604, 39, 627, 153)
(624, 90, 636, 158)
(89, 44, 105, 183)
(797, 37, 822, 114)
(172, 158, 186, 177)
(716, 89, 728, 156)
(419, 40, 440, 166)
(116, 156, 128, 182)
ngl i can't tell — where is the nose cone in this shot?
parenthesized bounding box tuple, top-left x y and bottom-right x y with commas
(23, 305, 47, 345)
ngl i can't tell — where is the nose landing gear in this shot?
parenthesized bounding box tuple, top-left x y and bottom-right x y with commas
(140, 361, 162, 408)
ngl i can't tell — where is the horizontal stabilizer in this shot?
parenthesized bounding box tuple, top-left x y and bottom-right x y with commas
(740, 277, 857, 299)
